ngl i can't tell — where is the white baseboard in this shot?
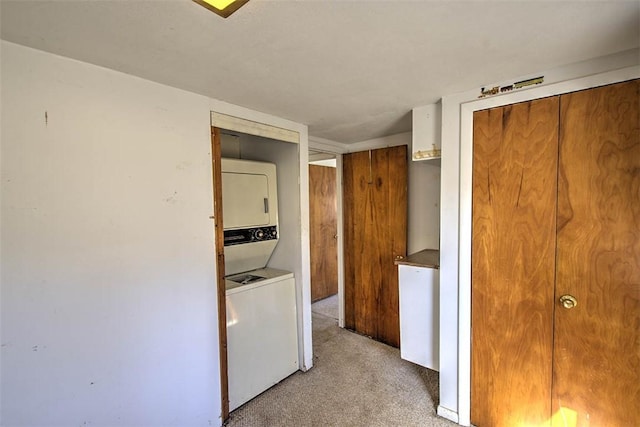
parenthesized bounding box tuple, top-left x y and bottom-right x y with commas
(437, 405, 459, 424)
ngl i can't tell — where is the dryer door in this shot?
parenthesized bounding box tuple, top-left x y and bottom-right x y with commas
(222, 171, 271, 229)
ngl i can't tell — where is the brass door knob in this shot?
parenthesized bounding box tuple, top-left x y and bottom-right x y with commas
(559, 294, 578, 309)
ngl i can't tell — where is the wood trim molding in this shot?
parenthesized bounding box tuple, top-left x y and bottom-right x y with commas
(211, 112, 299, 144)
(211, 127, 229, 420)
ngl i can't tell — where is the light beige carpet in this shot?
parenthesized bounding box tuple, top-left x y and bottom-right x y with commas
(310, 294, 339, 320)
(225, 309, 457, 427)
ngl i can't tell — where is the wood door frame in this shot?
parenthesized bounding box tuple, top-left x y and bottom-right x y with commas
(210, 127, 229, 419)
(308, 150, 346, 327)
(456, 66, 640, 425)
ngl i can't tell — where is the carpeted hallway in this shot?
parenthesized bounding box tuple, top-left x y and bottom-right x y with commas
(225, 295, 457, 427)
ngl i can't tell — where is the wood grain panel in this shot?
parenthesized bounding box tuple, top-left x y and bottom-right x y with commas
(376, 146, 407, 347)
(343, 150, 372, 333)
(471, 97, 559, 427)
(353, 150, 379, 339)
(554, 79, 640, 426)
(309, 164, 338, 302)
(211, 127, 229, 420)
(352, 151, 383, 339)
(370, 147, 392, 345)
(343, 146, 407, 347)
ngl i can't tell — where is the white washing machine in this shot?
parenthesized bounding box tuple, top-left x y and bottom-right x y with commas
(225, 268, 298, 412)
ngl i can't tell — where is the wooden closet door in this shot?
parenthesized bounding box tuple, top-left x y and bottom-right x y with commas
(343, 146, 407, 347)
(344, 150, 375, 338)
(374, 146, 407, 346)
(471, 97, 559, 426)
(553, 79, 640, 426)
(309, 164, 338, 302)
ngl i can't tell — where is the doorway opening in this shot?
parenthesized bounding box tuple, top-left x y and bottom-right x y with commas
(308, 149, 343, 326)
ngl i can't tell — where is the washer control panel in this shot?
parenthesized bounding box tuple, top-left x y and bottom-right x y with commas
(224, 226, 278, 246)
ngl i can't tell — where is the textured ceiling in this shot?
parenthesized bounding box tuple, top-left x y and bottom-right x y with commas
(1, 0, 638, 144)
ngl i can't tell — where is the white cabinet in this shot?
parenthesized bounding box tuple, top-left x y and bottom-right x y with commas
(412, 103, 441, 161)
(399, 264, 439, 370)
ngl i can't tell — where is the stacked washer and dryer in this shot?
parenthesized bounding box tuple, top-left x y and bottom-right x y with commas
(221, 158, 299, 412)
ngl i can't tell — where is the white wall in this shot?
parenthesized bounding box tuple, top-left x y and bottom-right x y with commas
(407, 159, 440, 254)
(438, 48, 640, 425)
(0, 41, 221, 426)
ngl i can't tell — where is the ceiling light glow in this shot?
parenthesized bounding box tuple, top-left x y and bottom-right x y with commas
(193, 0, 249, 18)
(202, 0, 236, 10)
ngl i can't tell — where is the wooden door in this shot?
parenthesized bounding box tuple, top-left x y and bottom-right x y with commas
(553, 80, 640, 426)
(343, 145, 407, 347)
(309, 164, 339, 302)
(471, 97, 560, 426)
(471, 79, 640, 427)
